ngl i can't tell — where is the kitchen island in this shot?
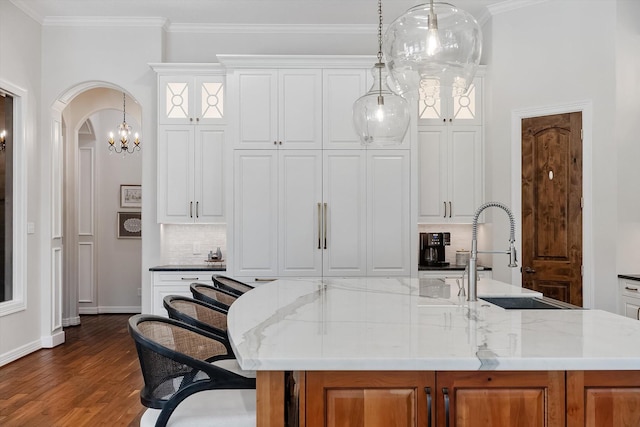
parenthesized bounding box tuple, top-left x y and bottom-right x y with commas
(227, 277, 640, 426)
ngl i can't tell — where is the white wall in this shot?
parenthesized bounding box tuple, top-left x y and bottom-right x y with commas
(615, 0, 640, 273)
(0, 1, 44, 364)
(486, 0, 618, 310)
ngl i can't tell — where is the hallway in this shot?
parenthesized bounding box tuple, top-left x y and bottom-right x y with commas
(0, 315, 145, 426)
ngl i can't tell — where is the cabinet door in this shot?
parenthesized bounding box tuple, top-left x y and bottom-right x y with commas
(448, 126, 483, 222)
(418, 76, 483, 126)
(367, 150, 410, 276)
(157, 126, 195, 223)
(418, 128, 448, 221)
(306, 371, 435, 427)
(437, 371, 565, 427)
(233, 151, 279, 277)
(567, 371, 640, 427)
(235, 70, 278, 148)
(278, 150, 323, 276)
(323, 151, 367, 276)
(279, 70, 322, 149)
(159, 76, 194, 125)
(323, 69, 368, 149)
(194, 127, 225, 223)
(194, 76, 225, 124)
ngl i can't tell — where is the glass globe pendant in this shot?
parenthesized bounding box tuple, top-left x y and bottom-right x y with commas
(383, 0, 482, 98)
(352, 0, 410, 146)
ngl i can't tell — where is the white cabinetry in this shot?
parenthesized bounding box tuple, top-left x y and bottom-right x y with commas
(233, 149, 410, 280)
(157, 125, 225, 223)
(322, 69, 368, 149)
(231, 69, 322, 149)
(619, 279, 640, 320)
(151, 271, 214, 316)
(158, 74, 225, 125)
(152, 64, 227, 224)
(417, 72, 484, 224)
(418, 126, 483, 222)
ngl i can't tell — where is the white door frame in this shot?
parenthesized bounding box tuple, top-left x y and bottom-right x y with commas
(510, 100, 594, 308)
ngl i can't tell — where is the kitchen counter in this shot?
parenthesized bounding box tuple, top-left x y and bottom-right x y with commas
(149, 264, 226, 271)
(419, 264, 492, 271)
(227, 276, 640, 371)
(619, 274, 640, 282)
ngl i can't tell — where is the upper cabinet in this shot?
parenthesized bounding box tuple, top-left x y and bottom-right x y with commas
(229, 69, 322, 149)
(158, 75, 225, 125)
(417, 75, 483, 126)
(322, 69, 368, 149)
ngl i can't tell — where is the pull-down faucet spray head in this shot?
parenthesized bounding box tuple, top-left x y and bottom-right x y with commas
(508, 241, 518, 268)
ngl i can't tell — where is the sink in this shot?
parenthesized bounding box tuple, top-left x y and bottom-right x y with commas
(480, 297, 568, 310)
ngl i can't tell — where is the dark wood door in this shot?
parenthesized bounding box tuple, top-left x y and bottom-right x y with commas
(521, 112, 583, 306)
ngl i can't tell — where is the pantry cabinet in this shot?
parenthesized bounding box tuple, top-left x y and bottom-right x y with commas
(230, 69, 322, 149)
(233, 149, 410, 280)
(157, 125, 225, 223)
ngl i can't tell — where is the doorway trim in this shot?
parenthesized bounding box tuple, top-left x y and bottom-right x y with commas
(510, 100, 594, 308)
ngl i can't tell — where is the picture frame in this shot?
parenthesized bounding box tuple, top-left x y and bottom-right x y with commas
(117, 211, 142, 239)
(120, 184, 142, 208)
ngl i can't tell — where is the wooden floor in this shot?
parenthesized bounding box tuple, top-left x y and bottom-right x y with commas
(0, 314, 146, 426)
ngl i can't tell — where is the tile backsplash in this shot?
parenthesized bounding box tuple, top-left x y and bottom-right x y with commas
(418, 223, 492, 266)
(160, 224, 227, 265)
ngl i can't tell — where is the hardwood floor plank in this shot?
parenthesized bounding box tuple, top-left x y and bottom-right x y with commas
(0, 314, 145, 427)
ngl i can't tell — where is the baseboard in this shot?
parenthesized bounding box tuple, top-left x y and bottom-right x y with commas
(79, 306, 141, 315)
(62, 316, 82, 327)
(0, 339, 41, 367)
(41, 330, 66, 348)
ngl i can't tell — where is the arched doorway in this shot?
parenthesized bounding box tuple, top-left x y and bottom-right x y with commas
(52, 83, 143, 327)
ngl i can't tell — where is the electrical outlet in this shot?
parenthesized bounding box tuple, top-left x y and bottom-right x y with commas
(193, 242, 201, 254)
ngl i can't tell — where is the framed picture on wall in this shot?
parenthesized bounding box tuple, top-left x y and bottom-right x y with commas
(117, 211, 142, 239)
(120, 184, 142, 208)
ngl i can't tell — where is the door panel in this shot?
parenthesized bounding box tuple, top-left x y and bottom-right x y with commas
(522, 112, 583, 306)
(157, 126, 194, 222)
(195, 127, 225, 222)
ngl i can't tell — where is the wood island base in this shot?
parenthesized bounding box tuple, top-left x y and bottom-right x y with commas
(257, 370, 640, 427)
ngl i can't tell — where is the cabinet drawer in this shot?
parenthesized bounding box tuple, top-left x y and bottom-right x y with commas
(621, 281, 640, 298)
(153, 272, 213, 283)
(623, 299, 640, 320)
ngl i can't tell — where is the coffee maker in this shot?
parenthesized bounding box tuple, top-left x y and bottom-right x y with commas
(419, 232, 450, 267)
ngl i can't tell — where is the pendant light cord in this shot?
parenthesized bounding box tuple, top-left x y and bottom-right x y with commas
(377, 0, 384, 103)
(122, 92, 127, 124)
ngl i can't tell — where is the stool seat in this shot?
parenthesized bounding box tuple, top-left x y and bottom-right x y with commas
(140, 389, 256, 427)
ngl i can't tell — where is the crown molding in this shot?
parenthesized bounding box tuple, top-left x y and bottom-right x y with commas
(9, 0, 44, 24)
(41, 16, 168, 28)
(486, 0, 551, 16)
(216, 54, 377, 69)
(149, 63, 226, 75)
(168, 23, 375, 35)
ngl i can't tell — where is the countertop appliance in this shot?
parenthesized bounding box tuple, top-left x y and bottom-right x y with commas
(420, 232, 450, 267)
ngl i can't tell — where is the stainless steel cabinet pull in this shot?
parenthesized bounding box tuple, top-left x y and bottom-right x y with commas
(443, 201, 447, 218)
(196, 117, 200, 122)
(323, 203, 328, 249)
(449, 201, 452, 218)
(317, 203, 322, 249)
(180, 277, 198, 281)
(443, 387, 450, 427)
(637, 307, 640, 320)
(196, 201, 199, 218)
(254, 278, 277, 282)
(625, 286, 638, 292)
(190, 201, 193, 218)
(424, 387, 432, 427)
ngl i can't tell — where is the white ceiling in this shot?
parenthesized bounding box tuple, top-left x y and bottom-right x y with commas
(10, 0, 508, 26)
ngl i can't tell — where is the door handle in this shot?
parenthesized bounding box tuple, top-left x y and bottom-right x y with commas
(424, 387, 432, 427)
(317, 203, 322, 249)
(323, 203, 328, 249)
(443, 387, 450, 427)
(524, 267, 536, 274)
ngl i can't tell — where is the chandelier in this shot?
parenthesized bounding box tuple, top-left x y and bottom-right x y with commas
(352, 0, 410, 146)
(107, 92, 141, 154)
(383, 0, 482, 98)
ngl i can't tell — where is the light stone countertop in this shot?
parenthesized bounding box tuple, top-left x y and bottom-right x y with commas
(227, 277, 640, 371)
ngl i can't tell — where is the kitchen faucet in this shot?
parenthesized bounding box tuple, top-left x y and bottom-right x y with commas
(468, 202, 518, 302)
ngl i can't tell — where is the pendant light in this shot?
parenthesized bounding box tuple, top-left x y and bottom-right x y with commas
(383, 0, 482, 98)
(352, 0, 410, 146)
(107, 92, 141, 155)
